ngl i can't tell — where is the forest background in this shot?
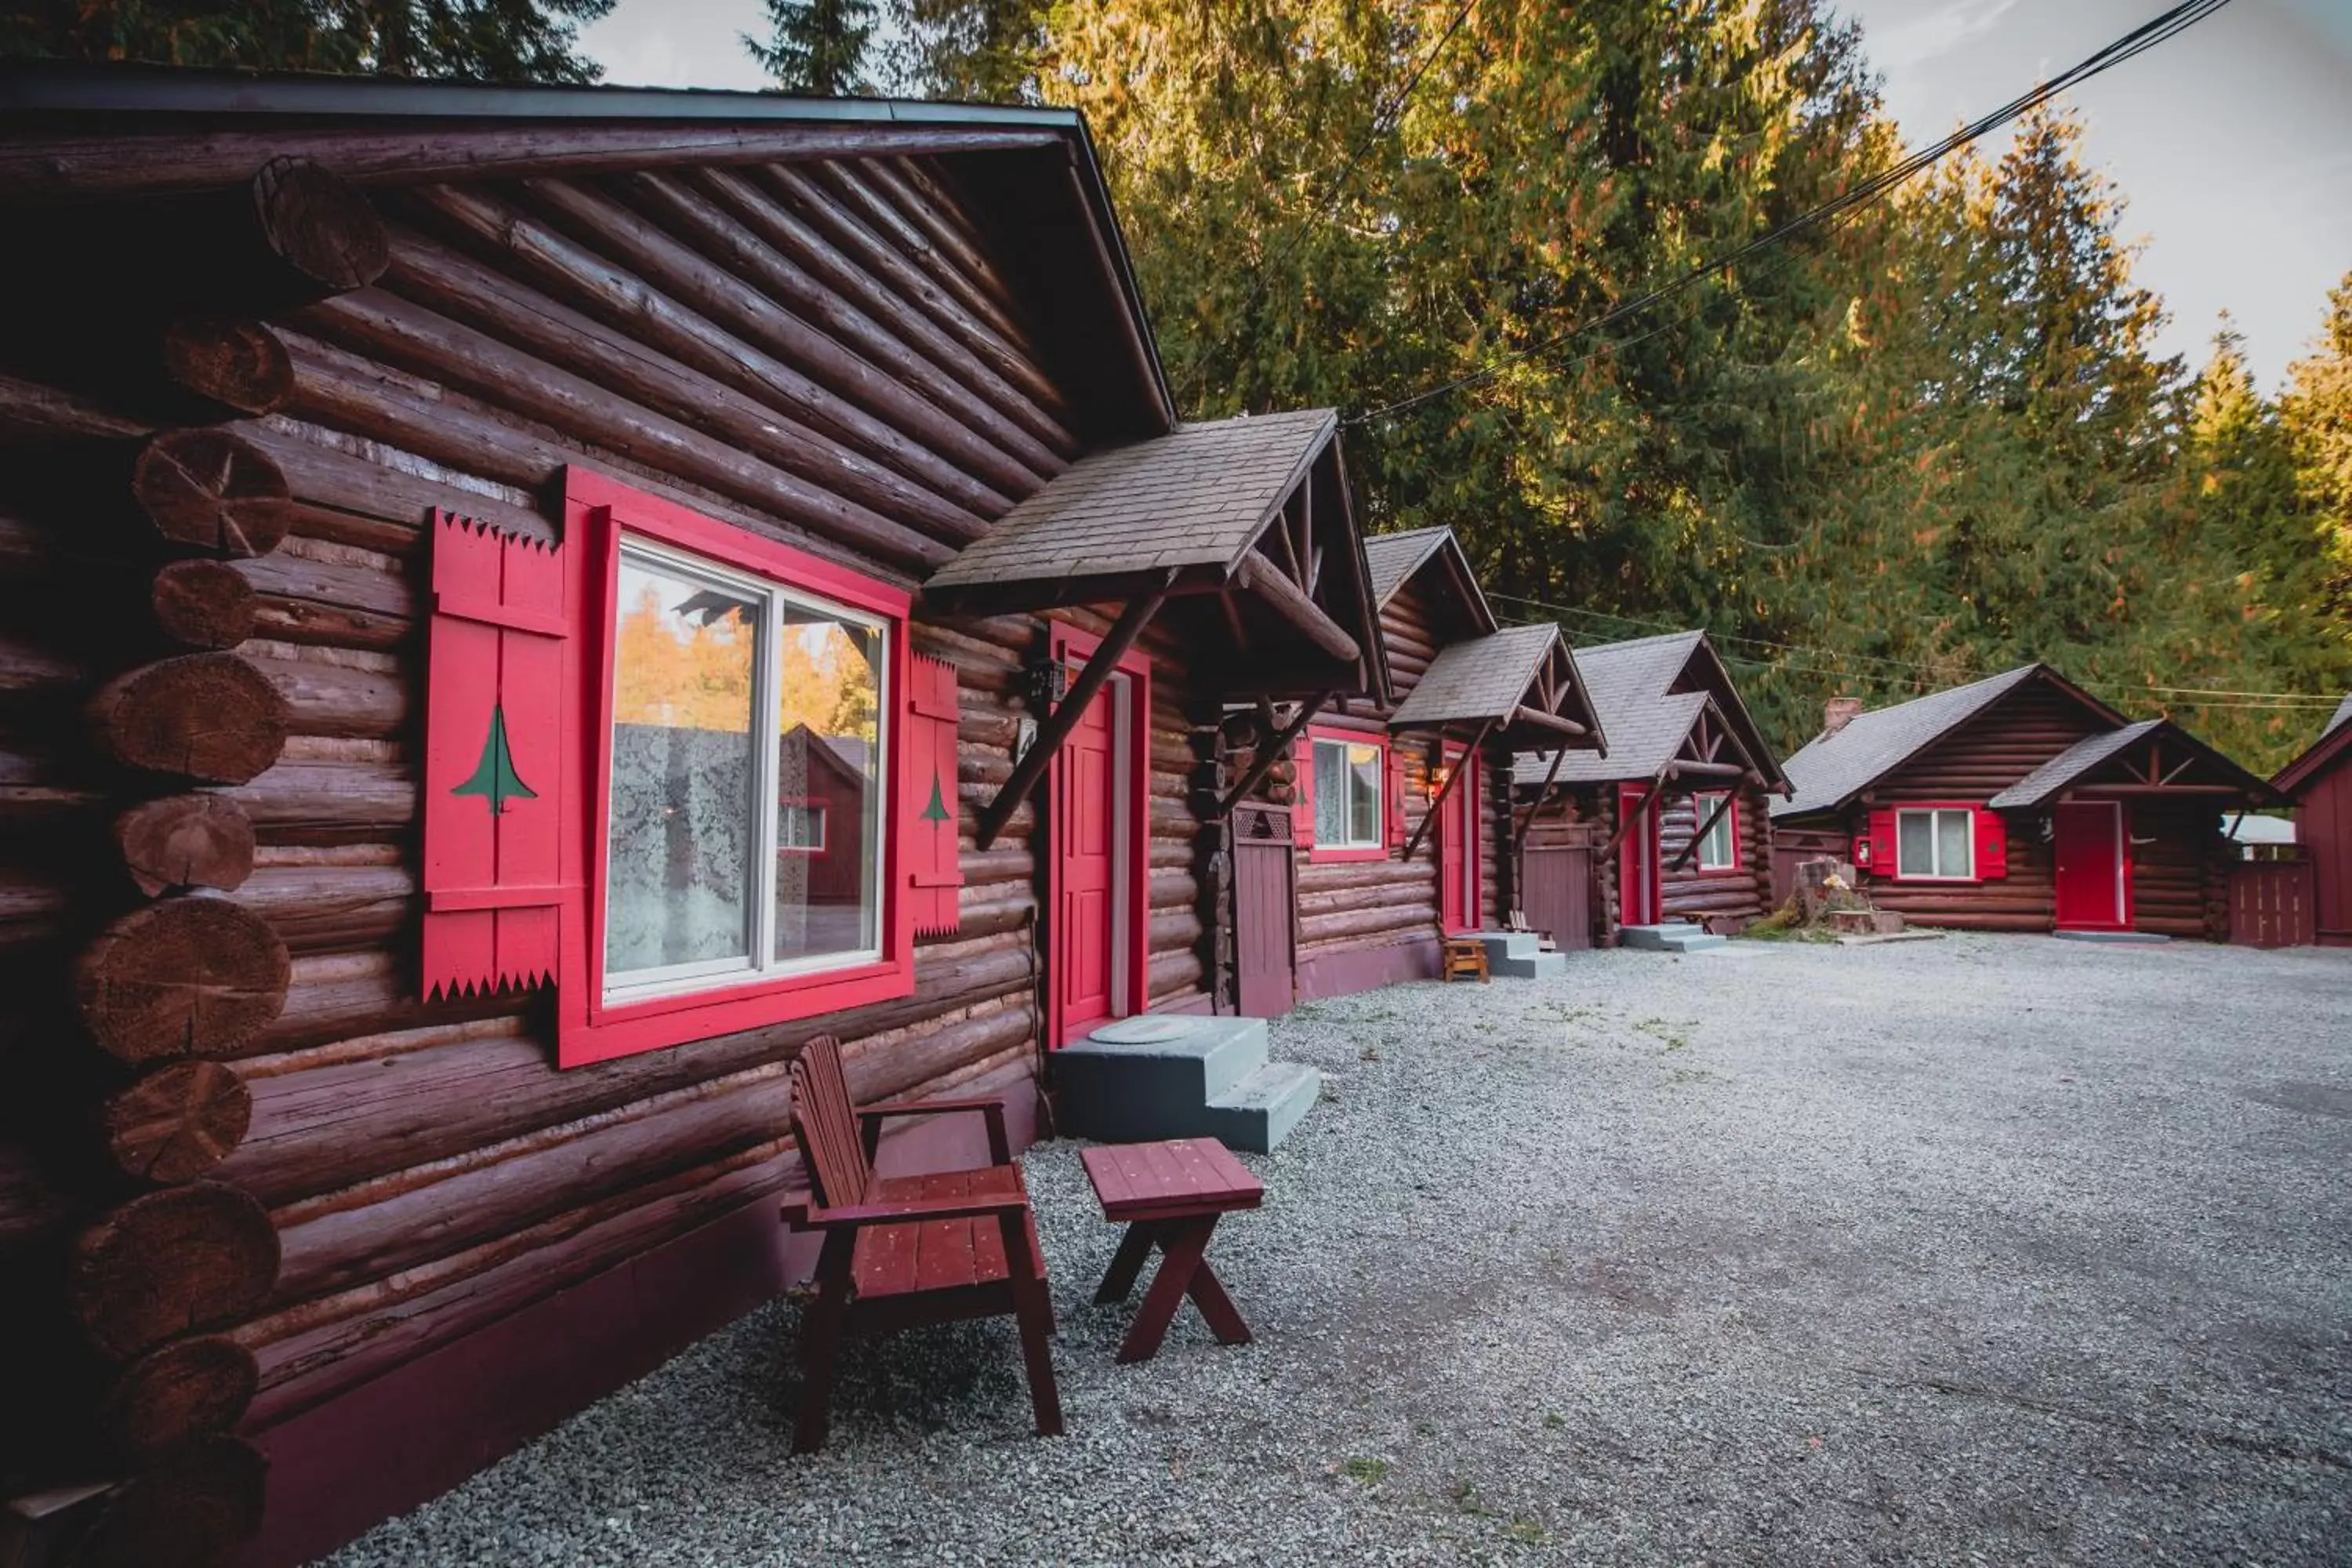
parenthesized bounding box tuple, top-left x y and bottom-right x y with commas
(10, 0, 2350, 766)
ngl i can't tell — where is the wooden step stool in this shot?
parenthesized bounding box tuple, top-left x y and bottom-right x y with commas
(1441, 936, 1489, 982)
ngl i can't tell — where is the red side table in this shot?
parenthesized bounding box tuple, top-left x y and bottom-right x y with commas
(1080, 1137, 1264, 1363)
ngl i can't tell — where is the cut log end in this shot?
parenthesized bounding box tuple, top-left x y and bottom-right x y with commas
(253, 157, 390, 296)
(149, 559, 257, 650)
(103, 1062, 254, 1183)
(89, 652, 290, 785)
(69, 1184, 281, 1362)
(160, 316, 296, 416)
(66, 1434, 267, 1568)
(75, 898, 291, 1065)
(114, 794, 257, 896)
(96, 1336, 260, 1468)
(131, 429, 292, 558)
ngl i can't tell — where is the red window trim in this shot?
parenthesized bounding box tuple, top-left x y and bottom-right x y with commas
(557, 470, 915, 1069)
(1304, 724, 1388, 863)
(1690, 789, 1743, 877)
(1886, 800, 1984, 885)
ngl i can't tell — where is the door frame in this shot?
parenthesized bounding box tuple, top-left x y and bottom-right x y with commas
(1045, 624, 1150, 1047)
(1439, 741, 1481, 934)
(2053, 799, 2132, 932)
(1616, 782, 1662, 927)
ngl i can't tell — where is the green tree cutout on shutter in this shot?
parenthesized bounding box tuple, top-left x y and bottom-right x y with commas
(920, 769, 950, 824)
(453, 702, 538, 817)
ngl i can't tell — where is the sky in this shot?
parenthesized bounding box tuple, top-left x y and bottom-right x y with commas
(579, 0, 2352, 390)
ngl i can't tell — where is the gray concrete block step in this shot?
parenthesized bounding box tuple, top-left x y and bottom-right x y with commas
(1202, 1062, 1321, 1154)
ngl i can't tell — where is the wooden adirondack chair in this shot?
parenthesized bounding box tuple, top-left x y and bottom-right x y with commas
(780, 1036, 1062, 1454)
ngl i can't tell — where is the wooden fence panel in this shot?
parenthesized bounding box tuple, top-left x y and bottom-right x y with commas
(1522, 845, 1592, 952)
(2229, 859, 2314, 948)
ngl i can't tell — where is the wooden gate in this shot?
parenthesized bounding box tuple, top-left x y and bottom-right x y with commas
(1232, 804, 1298, 1016)
(2229, 857, 2314, 948)
(1521, 844, 1592, 952)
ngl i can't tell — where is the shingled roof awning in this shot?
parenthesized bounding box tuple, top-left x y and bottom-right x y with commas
(923, 408, 1386, 846)
(1987, 718, 2284, 810)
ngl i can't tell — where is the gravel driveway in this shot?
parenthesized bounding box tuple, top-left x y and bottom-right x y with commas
(326, 935, 2352, 1566)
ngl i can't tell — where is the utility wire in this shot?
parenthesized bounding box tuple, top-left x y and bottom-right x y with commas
(1487, 590, 2343, 709)
(1347, 0, 2237, 425)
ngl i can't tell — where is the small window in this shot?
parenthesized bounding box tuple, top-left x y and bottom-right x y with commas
(1312, 736, 1385, 851)
(1693, 793, 1737, 871)
(1896, 808, 1973, 880)
(605, 539, 884, 1003)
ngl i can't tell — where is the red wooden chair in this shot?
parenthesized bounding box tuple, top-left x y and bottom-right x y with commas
(780, 1036, 1062, 1454)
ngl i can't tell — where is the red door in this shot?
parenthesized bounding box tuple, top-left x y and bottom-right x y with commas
(1617, 783, 1661, 927)
(1058, 679, 1116, 1040)
(2053, 801, 2129, 931)
(1439, 745, 1479, 934)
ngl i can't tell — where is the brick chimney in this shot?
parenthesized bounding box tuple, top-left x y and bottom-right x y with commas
(1821, 697, 1865, 738)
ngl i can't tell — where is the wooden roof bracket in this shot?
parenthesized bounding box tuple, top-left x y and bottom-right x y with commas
(1402, 714, 1497, 860)
(1230, 553, 1359, 664)
(973, 572, 1174, 851)
(1599, 766, 1672, 858)
(1217, 692, 1331, 817)
(1510, 742, 1573, 859)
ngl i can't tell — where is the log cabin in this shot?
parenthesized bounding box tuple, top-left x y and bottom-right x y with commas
(2273, 696, 2352, 947)
(1510, 630, 1788, 947)
(0, 66, 1394, 1568)
(1249, 526, 1603, 1002)
(1769, 664, 2284, 938)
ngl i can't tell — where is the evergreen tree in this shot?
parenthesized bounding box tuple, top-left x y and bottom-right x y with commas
(0, 0, 613, 82)
(746, 0, 879, 96)
(2281, 271, 2352, 633)
(884, 0, 1046, 101)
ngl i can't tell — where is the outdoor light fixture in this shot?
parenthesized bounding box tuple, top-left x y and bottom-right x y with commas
(1024, 656, 1070, 713)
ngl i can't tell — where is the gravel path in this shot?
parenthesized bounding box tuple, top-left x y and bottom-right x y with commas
(326, 935, 2352, 1566)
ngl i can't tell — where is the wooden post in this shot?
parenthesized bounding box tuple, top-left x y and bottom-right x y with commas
(975, 581, 1171, 850)
(1512, 743, 1572, 858)
(1402, 717, 1497, 860)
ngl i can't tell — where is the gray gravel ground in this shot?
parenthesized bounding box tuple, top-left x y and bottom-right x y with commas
(325, 934, 2352, 1566)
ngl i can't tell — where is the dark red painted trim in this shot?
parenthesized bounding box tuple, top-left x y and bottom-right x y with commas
(231, 1068, 1042, 1568)
(1294, 938, 1440, 1002)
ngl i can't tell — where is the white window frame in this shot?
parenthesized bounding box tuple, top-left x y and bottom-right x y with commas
(601, 535, 888, 1006)
(777, 802, 827, 853)
(1692, 793, 1738, 872)
(1312, 735, 1386, 851)
(1895, 807, 1974, 881)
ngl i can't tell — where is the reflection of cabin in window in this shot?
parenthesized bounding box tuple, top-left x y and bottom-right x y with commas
(776, 725, 871, 959)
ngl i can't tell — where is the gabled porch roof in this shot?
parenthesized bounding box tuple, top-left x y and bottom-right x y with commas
(1385, 622, 1604, 753)
(1987, 718, 2284, 809)
(2274, 694, 2352, 797)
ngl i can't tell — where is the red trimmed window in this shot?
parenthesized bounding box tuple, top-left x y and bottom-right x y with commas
(1690, 792, 1740, 873)
(1863, 803, 2007, 884)
(1295, 726, 1391, 862)
(423, 470, 931, 1069)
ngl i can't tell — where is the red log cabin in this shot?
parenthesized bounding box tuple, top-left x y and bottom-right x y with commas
(0, 67, 1396, 1568)
(1511, 630, 1788, 946)
(1769, 665, 2283, 938)
(1250, 525, 1606, 1003)
(2274, 695, 2352, 947)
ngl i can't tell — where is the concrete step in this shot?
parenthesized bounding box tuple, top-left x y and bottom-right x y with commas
(1620, 923, 1727, 953)
(1052, 1014, 1272, 1145)
(1492, 949, 1570, 979)
(1202, 1062, 1321, 1154)
(1471, 931, 1539, 963)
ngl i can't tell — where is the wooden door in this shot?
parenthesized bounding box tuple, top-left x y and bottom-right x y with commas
(1057, 678, 1116, 1040)
(1522, 845, 1592, 950)
(1617, 783, 1661, 927)
(2053, 800, 2128, 931)
(1439, 745, 1479, 934)
(1232, 804, 1297, 1016)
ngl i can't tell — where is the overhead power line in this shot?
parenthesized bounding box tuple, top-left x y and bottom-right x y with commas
(1486, 590, 2344, 710)
(1347, 0, 2238, 425)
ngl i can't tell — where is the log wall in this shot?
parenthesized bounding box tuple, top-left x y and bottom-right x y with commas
(0, 143, 1192, 1568)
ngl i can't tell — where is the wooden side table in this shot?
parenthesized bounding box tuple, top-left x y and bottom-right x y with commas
(1080, 1138, 1264, 1364)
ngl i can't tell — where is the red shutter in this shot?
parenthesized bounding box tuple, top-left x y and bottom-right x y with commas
(1384, 742, 1406, 851)
(422, 511, 572, 999)
(902, 653, 963, 936)
(1865, 807, 1897, 878)
(1291, 736, 1316, 848)
(1975, 808, 2009, 879)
